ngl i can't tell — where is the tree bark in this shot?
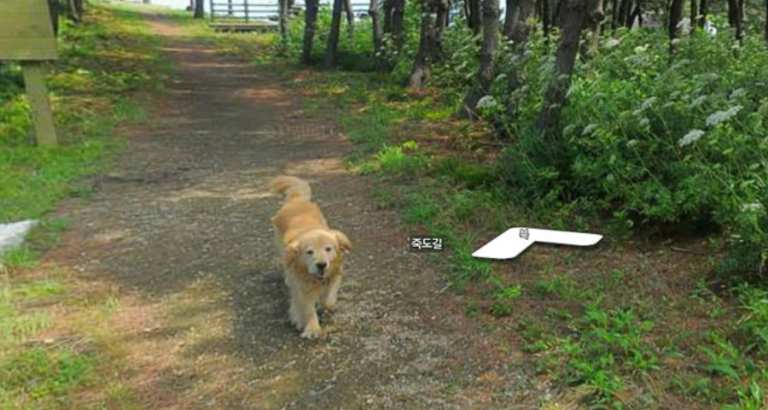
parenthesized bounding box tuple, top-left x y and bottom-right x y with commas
(302, 0, 320, 64)
(343, 0, 355, 39)
(581, 0, 604, 59)
(630, 0, 641, 27)
(765, 0, 768, 43)
(72, 0, 84, 21)
(554, 0, 564, 26)
(194, 0, 204, 18)
(392, 0, 406, 49)
(727, 0, 744, 42)
(47, 0, 59, 36)
(541, 0, 551, 41)
(505, 0, 535, 41)
(461, 0, 500, 116)
(698, 0, 708, 27)
(407, 0, 448, 88)
(505, 0, 535, 119)
(384, 0, 394, 33)
(467, 0, 482, 33)
(325, 0, 345, 67)
(370, 0, 384, 66)
(616, 0, 629, 26)
(537, 0, 592, 137)
(279, 0, 290, 42)
(668, 0, 684, 52)
(690, 0, 698, 31)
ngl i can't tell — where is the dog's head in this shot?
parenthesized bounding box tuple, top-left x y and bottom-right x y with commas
(286, 229, 352, 280)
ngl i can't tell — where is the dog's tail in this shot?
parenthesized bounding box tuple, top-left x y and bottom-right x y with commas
(270, 175, 312, 200)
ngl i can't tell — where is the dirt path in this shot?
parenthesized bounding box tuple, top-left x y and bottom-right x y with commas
(49, 12, 533, 409)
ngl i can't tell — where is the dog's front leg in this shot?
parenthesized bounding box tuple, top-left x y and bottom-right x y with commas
(322, 274, 342, 309)
(291, 288, 321, 339)
(299, 296, 322, 339)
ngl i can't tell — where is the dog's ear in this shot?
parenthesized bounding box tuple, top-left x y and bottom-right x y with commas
(332, 230, 352, 252)
(285, 240, 301, 263)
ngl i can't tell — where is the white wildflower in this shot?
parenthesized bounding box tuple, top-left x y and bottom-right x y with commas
(641, 97, 657, 110)
(690, 95, 707, 108)
(582, 124, 598, 135)
(679, 129, 705, 147)
(706, 105, 743, 127)
(475, 95, 498, 110)
(729, 88, 746, 100)
(741, 203, 765, 212)
(605, 38, 621, 48)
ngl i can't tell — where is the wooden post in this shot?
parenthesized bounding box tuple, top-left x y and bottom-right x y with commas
(1, 0, 60, 147)
(22, 62, 58, 146)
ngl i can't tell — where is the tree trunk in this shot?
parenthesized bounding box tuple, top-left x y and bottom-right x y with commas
(727, 0, 744, 42)
(690, 0, 698, 30)
(765, 0, 768, 43)
(302, 0, 320, 64)
(343, 0, 355, 39)
(505, 0, 535, 119)
(505, 0, 535, 41)
(279, 0, 290, 42)
(392, 0, 406, 49)
(610, 0, 619, 30)
(668, 0, 684, 52)
(698, 0, 708, 27)
(467, 0, 482, 33)
(630, 0, 641, 27)
(325, 0, 345, 67)
(581, 0, 604, 59)
(194, 0, 204, 18)
(384, 0, 394, 33)
(537, 0, 592, 137)
(407, 0, 447, 88)
(438, 0, 451, 28)
(72, 0, 84, 21)
(621, 0, 632, 26)
(553, 0, 563, 26)
(541, 0, 551, 41)
(370, 0, 384, 65)
(461, 0, 500, 116)
(47, 0, 59, 36)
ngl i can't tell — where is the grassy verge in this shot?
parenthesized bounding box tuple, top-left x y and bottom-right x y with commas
(0, 4, 169, 409)
(207, 28, 768, 408)
(0, 4, 169, 224)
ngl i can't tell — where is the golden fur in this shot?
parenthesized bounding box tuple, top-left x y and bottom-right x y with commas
(270, 176, 352, 339)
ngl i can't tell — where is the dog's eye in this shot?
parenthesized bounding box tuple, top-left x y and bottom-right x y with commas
(306, 249, 314, 255)
(325, 246, 332, 252)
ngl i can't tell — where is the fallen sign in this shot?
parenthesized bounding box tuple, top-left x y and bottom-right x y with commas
(472, 228, 603, 260)
(0, 0, 59, 146)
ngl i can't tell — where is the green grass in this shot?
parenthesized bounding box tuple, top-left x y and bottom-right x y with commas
(0, 4, 169, 224)
(0, 4, 169, 409)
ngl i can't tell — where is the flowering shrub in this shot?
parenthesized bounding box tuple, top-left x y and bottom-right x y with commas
(480, 20, 768, 278)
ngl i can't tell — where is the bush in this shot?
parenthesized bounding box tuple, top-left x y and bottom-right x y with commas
(485, 19, 768, 278)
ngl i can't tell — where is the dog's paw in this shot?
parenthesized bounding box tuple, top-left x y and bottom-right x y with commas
(322, 297, 337, 310)
(301, 325, 323, 340)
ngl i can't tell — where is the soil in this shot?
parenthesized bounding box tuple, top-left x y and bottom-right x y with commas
(46, 12, 539, 409)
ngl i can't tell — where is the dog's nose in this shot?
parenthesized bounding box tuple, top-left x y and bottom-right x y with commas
(316, 262, 327, 271)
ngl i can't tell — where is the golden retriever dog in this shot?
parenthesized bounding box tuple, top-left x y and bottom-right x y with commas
(270, 176, 352, 339)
